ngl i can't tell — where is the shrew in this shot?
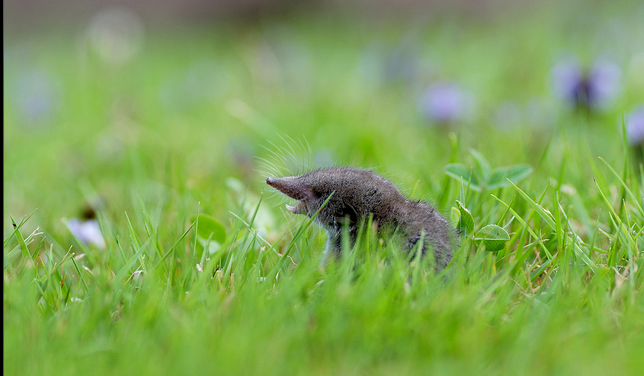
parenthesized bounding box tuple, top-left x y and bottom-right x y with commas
(267, 167, 456, 269)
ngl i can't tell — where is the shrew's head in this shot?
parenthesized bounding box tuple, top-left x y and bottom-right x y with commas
(267, 167, 404, 233)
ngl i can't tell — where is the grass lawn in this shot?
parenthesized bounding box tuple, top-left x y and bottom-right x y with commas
(4, 2, 644, 375)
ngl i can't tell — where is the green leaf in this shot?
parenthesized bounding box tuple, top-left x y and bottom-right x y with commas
(474, 224, 510, 252)
(450, 207, 461, 228)
(504, 164, 534, 182)
(9, 214, 31, 260)
(190, 214, 226, 244)
(487, 164, 533, 190)
(469, 149, 491, 182)
(190, 214, 226, 255)
(444, 164, 481, 191)
(453, 200, 474, 234)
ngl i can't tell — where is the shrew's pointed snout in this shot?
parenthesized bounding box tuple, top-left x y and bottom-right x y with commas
(265, 175, 313, 201)
(266, 176, 290, 191)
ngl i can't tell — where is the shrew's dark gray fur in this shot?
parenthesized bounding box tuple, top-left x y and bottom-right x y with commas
(267, 167, 456, 269)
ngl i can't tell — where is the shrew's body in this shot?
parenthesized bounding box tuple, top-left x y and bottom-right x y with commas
(267, 167, 456, 268)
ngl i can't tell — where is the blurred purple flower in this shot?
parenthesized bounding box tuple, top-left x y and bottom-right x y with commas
(226, 136, 257, 167)
(359, 42, 421, 86)
(86, 6, 145, 65)
(261, 27, 312, 92)
(552, 59, 621, 111)
(418, 82, 473, 124)
(626, 106, 644, 146)
(67, 218, 106, 249)
(159, 60, 226, 111)
(383, 47, 419, 84)
(14, 70, 59, 123)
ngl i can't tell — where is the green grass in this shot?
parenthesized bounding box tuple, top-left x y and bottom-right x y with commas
(4, 2, 644, 375)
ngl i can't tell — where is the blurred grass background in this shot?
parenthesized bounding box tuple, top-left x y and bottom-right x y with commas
(4, 1, 644, 227)
(4, 0, 644, 375)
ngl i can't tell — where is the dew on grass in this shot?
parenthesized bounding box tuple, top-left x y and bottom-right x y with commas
(552, 57, 621, 112)
(418, 82, 473, 125)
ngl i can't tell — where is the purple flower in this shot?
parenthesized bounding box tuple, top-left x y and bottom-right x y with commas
(67, 218, 106, 249)
(382, 48, 419, 84)
(226, 136, 257, 167)
(14, 70, 59, 124)
(626, 106, 644, 146)
(552, 58, 621, 111)
(418, 82, 473, 124)
(359, 42, 421, 86)
(159, 60, 226, 112)
(86, 6, 145, 65)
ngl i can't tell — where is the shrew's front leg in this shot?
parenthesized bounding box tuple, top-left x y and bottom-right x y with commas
(320, 232, 342, 267)
(320, 225, 361, 267)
